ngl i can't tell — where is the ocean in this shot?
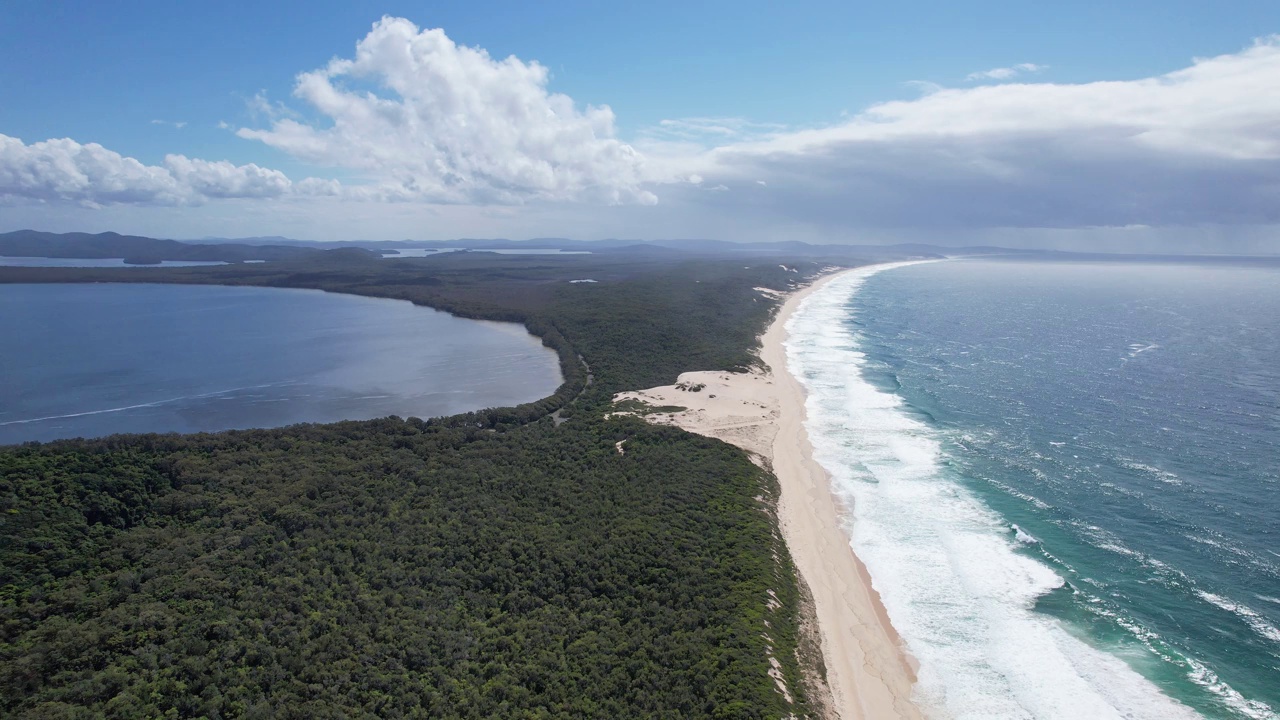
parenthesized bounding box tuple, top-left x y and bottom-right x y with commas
(0, 284, 562, 445)
(786, 259, 1279, 719)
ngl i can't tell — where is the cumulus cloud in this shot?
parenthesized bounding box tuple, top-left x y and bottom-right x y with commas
(163, 155, 292, 199)
(0, 134, 311, 206)
(966, 62, 1048, 82)
(237, 17, 655, 205)
(1, 135, 183, 206)
(672, 37, 1280, 230)
(295, 176, 343, 196)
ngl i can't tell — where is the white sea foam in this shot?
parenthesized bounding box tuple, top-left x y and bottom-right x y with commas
(1078, 600, 1277, 720)
(1186, 534, 1280, 578)
(1127, 342, 1162, 358)
(984, 477, 1053, 510)
(1118, 458, 1182, 485)
(1184, 658, 1278, 720)
(1195, 591, 1280, 644)
(786, 262, 1205, 720)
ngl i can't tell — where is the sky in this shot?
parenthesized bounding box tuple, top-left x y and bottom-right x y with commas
(2, 1, 1280, 252)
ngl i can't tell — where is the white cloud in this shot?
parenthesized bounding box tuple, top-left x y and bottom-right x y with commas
(236, 17, 655, 206)
(903, 80, 945, 95)
(966, 62, 1048, 82)
(163, 155, 292, 199)
(295, 177, 342, 196)
(640, 117, 789, 146)
(668, 37, 1280, 231)
(245, 90, 297, 122)
(0, 134, 314, 206)
(1, 135, 184, 206)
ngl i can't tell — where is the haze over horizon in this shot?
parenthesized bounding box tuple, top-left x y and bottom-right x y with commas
(3, 1, 1280, 253)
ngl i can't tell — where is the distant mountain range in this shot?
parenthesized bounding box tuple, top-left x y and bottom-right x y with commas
(188, 233, 1019, 260)
(12, 229, 1268, 265)
(0, 230, 376, 264)
(1, 229, 1011, 263)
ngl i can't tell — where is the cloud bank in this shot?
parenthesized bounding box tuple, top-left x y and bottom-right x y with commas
(673, 36, 1280, 230)
(0, 135, 301, 206)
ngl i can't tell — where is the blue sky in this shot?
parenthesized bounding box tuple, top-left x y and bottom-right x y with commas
(2, 1, 1280, 249)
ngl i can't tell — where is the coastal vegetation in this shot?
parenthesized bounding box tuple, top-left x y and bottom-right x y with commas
(0, 248, 851, 718)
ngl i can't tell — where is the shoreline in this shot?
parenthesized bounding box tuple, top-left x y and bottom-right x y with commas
(614, 266, 921, 719)
(763, 270, 921, 720)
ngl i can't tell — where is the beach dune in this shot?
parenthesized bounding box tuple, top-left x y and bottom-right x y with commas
(614, 271, 921, 719)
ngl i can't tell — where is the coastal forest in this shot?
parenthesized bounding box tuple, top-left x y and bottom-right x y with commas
(1, 248, 850, 718)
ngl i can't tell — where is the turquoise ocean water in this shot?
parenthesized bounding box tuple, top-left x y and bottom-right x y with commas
(786, 259, 1278, 719)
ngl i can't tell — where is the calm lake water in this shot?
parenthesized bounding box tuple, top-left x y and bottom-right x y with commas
(0, 284, 562, 445)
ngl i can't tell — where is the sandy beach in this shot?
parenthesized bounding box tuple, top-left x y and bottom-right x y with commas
(615, 269, 921, 719)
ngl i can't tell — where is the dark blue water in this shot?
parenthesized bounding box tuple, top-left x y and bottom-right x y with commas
(0, 284, 561, 445)
(799, 259, 1278, 718)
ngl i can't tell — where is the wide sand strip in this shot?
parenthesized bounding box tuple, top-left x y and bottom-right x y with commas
(615, 270, 921, 719)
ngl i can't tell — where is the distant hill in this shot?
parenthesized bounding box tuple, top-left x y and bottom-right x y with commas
(175, 233, 1005, 259)
(195, 235, 301, 246)
(596, 243, 685, 255)
(0, 230, 322, 264)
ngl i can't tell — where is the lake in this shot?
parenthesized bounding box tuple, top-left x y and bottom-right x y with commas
(0, 284, 563, 444)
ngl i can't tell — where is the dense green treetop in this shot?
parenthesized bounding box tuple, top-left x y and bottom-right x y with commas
(0, 250, 852, 719)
